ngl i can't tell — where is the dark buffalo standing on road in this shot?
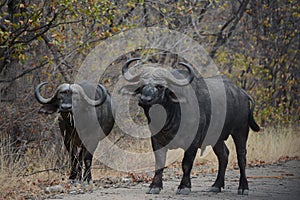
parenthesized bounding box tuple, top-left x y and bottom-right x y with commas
(120, 58, 260, 195)
(35, 82, 114, 183)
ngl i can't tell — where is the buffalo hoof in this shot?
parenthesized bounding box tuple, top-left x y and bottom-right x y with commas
(146, 187, 161, 194)
(68, 180, 80, 186)
(208, 186, 221, 193)
(176, 188, 191, 195)
(82, 180, 93, 186)
(238, 189, 249, 195)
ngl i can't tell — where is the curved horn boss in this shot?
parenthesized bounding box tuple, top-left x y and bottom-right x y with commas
(71, 84, 107, 106)
(164, 62, 195, 86)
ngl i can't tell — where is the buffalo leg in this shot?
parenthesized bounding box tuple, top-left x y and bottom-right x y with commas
(83, 149, 93, 183)
(232, 128, 249, 195)
(210, 140, 229, 192)
(59, 118, 81, 181)
(69, 147, 81, 181)
(76, 148, 83, 181)
(147, 146, 167, 194)
(176, 146, 198, 195)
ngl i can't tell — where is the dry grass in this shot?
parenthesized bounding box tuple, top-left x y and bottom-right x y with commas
(0, 127, 299, 199)
(0, 137, 68, 199)
(197, 127, 300, 168)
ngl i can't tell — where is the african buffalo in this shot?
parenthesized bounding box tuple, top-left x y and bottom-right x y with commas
(120, 58, 260, 195)
(35, 81, 114, 183)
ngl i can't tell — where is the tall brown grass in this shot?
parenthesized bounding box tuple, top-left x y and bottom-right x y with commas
(197, 127, 300, 168)
(0, 127, 299, 199)
(0, 134, 68, 199)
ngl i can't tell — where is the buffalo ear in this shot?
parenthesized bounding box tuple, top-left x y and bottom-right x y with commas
(168, 90, 187, 103)
(38, 104, 58, 114)
(119, 84, 141, 96)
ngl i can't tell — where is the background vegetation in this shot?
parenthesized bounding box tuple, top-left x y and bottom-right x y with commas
(0, 0, 299, 198)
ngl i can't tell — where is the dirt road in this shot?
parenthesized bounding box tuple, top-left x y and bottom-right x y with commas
(50, 160, 300, 200)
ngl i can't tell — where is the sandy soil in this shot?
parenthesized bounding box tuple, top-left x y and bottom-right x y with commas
(49, 160, 300, 200)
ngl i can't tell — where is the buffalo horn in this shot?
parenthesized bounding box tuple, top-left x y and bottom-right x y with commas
(165, 62, 195, 86)
(35, 82, 56, 104)
(122, 58, 141, 82)
(71, 84, 107, 106)
(178, 62, 195, 84)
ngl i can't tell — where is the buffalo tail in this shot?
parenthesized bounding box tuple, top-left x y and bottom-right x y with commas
(242, 89, 260, 132)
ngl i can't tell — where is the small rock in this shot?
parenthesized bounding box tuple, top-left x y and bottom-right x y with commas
(78, 188, 85, 194)
(69, 190, 77, 195)
(45, 185, 64, 194)
(122, 177, 132, 183)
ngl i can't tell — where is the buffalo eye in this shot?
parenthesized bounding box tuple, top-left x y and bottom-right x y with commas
(169, 91, 177, 99)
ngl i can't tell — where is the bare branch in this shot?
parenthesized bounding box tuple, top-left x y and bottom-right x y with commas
(20, 166, 66, 177)
(0, 61, 48, 83)
(209, 0, 250, 58)
(42, 35, 70, 83)
(191, 0, 212, 40)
